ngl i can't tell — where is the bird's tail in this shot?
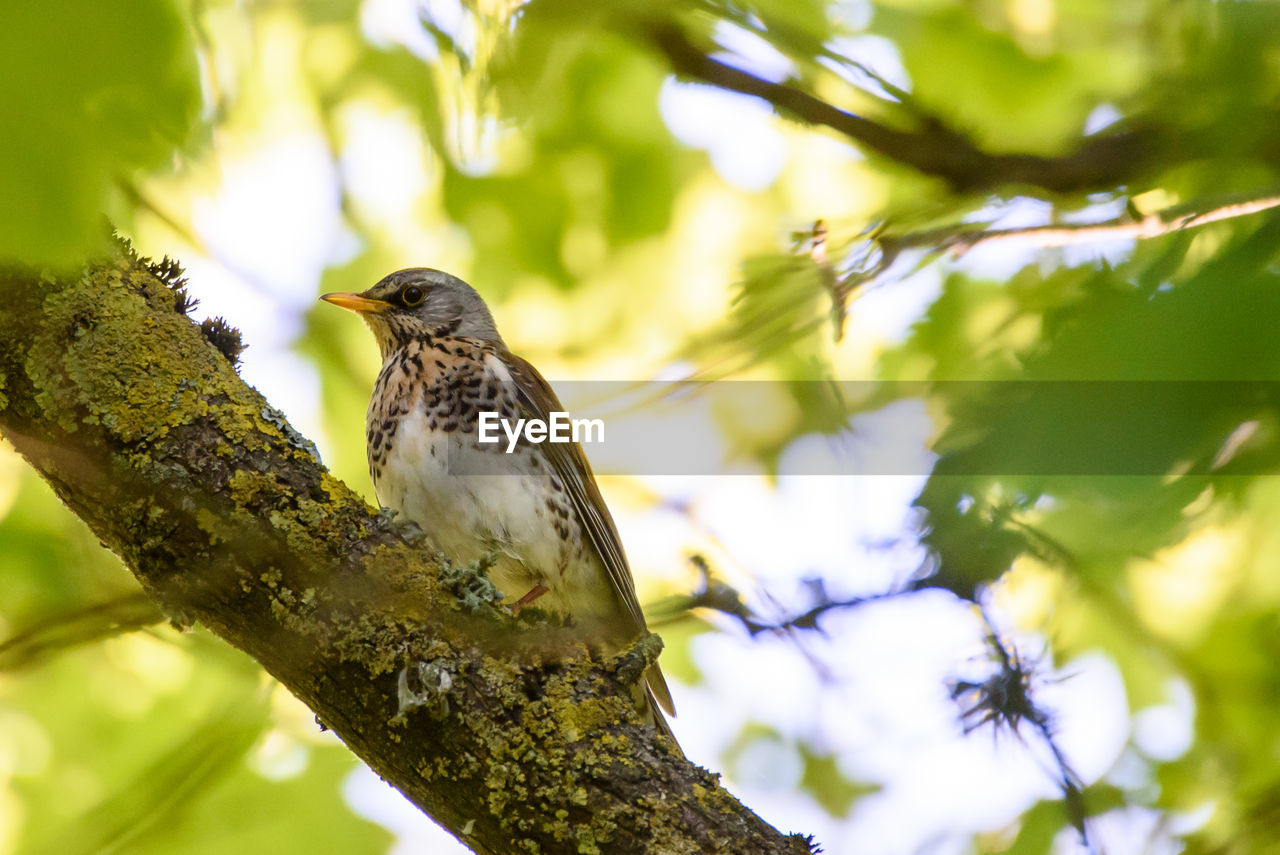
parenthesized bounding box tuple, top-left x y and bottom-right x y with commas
(646, 663, 676, 716)
(644, 686, 684, 758)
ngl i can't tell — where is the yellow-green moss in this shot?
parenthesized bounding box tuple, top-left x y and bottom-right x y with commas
(228, 468, 268, 505)
(195, 507, 227, 544)
(26, 269, 219, 442)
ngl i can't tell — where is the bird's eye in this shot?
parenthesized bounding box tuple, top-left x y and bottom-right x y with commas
(401, 285, 425, 306)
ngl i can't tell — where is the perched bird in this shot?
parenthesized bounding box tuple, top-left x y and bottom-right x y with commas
(321, 269, 678, 750)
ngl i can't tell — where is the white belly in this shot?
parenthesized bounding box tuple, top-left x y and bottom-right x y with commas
(374, 409, 590, 609)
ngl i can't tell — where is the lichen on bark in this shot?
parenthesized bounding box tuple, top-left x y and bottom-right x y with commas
(0, 242, 815, 855)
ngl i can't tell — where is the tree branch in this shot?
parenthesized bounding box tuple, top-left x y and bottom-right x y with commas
(647, 20, 1158, 195)
(0, 244, 814, 855)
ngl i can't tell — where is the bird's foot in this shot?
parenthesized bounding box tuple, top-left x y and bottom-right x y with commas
(510, 583, 550, 615)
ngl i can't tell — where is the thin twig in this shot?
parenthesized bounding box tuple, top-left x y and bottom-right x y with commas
(884, 187, 1280, 258)
(952, 605, 1093, 851)
(652, 556, 908, 637)
(821, 185, 1280, 334)
(809, 220, 852, 341)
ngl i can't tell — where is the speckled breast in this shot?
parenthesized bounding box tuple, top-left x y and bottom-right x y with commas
(363, 336, 595, 613)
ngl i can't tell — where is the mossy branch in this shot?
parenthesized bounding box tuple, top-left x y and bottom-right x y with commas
(0, 243, 814, 855)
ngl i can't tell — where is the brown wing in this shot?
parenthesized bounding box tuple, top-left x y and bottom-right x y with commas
(501, 350, 676, 717)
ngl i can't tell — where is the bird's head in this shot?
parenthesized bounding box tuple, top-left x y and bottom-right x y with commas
(321, 268, 502, 360)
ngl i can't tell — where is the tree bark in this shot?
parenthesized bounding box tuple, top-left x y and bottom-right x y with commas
(0, 243, 815, 855)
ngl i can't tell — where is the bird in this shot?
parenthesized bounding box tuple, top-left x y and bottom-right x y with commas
(321, 268, 679, 751)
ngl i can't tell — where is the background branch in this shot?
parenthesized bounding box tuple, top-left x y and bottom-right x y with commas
(646, 20, 1158, 195)
(0, 593, 161, 671)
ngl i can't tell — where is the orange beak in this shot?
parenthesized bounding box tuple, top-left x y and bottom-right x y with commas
(319, 292, 391, 314)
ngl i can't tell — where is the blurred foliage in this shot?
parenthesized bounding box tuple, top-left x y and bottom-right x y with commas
(0, 468, 389, 853)
(5, 0, 1280, 853)
(0, 0, 200, 267)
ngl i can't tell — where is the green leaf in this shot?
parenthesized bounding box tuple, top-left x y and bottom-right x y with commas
(876, 6, 1143, 152)
(798, 745, 876, 817)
